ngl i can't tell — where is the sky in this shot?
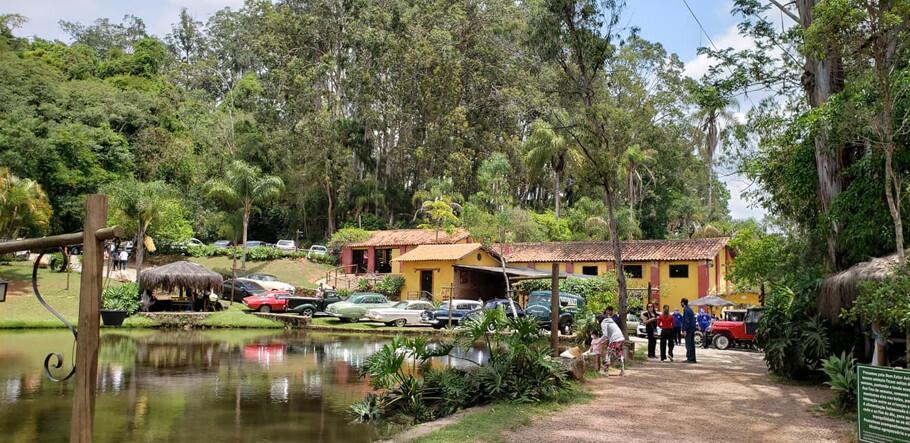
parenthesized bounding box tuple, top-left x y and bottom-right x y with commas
(6, 0, 771, 221)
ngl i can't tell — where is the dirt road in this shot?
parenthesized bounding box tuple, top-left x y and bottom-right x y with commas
(503, 342, 852, 443)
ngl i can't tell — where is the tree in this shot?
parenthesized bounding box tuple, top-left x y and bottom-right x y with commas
(105, 179, 178, 282)
(206, 160, 284, 269)
(417, 200, 459, 242)
(691, 81, 737, 219)
(524, 119, 573, 218)
(0, 167, 52, 238)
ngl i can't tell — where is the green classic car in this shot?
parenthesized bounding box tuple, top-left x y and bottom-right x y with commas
(324, 292, 394, 321)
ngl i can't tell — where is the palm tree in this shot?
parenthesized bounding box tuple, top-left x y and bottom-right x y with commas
(619, 144, 656, 211)
(524, 119, 575, 218)
(105, 179, 177, 282)
(206, 160, 284, 269)
(0, 167, 52, 238)
(692, 82, 737, 219)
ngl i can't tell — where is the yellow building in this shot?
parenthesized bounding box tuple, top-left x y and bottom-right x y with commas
(392, 243, 504, 302)
(341, 229, 471, 274)
(502, 238, 738, 311)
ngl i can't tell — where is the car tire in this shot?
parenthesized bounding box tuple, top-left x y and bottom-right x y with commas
(259, 305, 272, 313)
(713, 334, 731, 350)
(300, 307, 314, 317)
(395, 319, 407, 328)
(560, 322, 572, 336)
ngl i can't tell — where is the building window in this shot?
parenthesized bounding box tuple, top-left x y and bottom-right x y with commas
(375, 248, 393, 273)
(582, 266, 598, 276)
(669, 264, 689, 278)
(624, 264, 643, 279)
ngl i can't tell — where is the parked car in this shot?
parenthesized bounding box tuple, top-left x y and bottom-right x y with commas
(523, 290, 584, 335)
(625, 313, 640, 335)
(707, 307, 766, 350)
(636, 322, 663, 338)
(463, 298, 524, 325)
(275, 240, 296, 252)
(240, 274, 295, 294)
(365, 300, 436, 327)
(242, 290, 293, 313)
(324, 292, 394, 321)
(212, 240, 232, 249)
(244, 240, 272, 248)
(420, 299, 483, 329)
(222, 279, 267, 302)
(307, 245, 329, 259)
(285, 288, 342, 317)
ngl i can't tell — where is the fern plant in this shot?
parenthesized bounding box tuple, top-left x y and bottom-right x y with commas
(821, 352, 857, 411)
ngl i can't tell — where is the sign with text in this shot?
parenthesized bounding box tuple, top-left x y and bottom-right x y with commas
(857, 364, 910, 443)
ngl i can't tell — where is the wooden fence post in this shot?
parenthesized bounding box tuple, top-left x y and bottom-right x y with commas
(70, 194, 106, 443)
(551, 263, 559, 356)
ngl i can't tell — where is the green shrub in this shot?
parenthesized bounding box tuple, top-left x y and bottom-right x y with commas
(821, 351, 857, 412)
(357, 278, 373, 292)
(337, 288, 352, 299)
(102, 283, 141, 314)
(245, 246, 283, 261)
(186, 244, 218, 257)
(308, 253, 339, 265)
(328, 227, 371, 249)
(375, 275, 405, 299)
(757, 286, 830, 379)
(48, 252, 67, 272)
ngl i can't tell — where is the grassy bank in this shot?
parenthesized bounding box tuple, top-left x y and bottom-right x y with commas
(181, 256, 331, 289)
(0, 261, 285, 329)
(408, 387, 593, 443)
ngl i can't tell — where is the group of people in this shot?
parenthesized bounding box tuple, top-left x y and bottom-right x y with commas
(105, 243, 130, 271)
(639, 298, 701, 363)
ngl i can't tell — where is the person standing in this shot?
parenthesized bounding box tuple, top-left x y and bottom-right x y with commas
(596, 306, 621, 325)
(697, 308, 712, 349)
(658, 304, 676, 361)
(118, 249, 129, 272)
(640, 303, 658, 359)
(672, 308, 683, 345)
(599, 315, 626, 376)
(681, 298, 697, 363)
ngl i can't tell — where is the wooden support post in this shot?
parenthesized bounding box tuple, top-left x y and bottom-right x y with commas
(70, 194, 106, 443)
(551, 263, 559, 356)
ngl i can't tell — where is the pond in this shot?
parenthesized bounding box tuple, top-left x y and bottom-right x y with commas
(0, 330, 487, 443)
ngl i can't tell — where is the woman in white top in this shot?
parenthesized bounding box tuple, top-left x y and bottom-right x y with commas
(599, 317, 626, 375)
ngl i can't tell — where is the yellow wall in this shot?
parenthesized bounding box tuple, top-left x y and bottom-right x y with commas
(657, 261, 698, 312)
(396, 248, 499, 302)
(390, 248, 401, 273)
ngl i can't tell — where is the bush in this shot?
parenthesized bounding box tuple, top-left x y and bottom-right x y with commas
(357, 278, 373, 292)
(308, 253, 338, 266)
(821, 351, 857, 412)
(351, 310, 570, 424)
(757, 286, 830, 379)
(102, 283, 141, 314)
(374, 275, 405, 299)
(328, 227, 372, 250)
(245, 246, 284, 261)
(49, 252, 67, 272)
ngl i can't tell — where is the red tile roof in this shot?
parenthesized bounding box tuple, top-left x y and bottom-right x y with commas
(348, 229, 470, 248)
(393, 243, 484, 262)
(501, 238, 730, 263)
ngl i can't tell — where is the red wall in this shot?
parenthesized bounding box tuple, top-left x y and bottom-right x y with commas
(697, 261, 709, 297)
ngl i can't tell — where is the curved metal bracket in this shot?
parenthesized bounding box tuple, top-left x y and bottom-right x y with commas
(33, 250, 77, 382)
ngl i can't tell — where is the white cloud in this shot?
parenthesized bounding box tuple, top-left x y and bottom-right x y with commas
(683, 24, 754, 80)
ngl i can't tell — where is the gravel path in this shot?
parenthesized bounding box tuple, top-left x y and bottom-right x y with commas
(503, 342, 852, 443)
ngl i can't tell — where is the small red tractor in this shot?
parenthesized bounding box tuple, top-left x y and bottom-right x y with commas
(707, 307, 765, 350)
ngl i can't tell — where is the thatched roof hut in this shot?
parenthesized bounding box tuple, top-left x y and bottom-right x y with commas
(140, 261, 223, 294)
(818, 252, 901, 324)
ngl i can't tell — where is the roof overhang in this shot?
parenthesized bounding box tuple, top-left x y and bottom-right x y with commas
(453, 264, 591, 281)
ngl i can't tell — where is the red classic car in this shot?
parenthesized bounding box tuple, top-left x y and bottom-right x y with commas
(707, 307, 766, 350)
(242, 290, 292, 312)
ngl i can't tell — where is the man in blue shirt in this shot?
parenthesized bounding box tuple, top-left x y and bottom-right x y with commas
(681, 298, 697, 363)
(671, 309, 683, 345)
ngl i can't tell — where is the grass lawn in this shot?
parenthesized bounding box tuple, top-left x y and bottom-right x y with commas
(410, 387, 593, 443)
(182, 256, 332, 289)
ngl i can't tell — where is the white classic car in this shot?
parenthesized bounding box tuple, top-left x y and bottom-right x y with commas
(238, 274, 295, 294)
(365, 300, 436, 327)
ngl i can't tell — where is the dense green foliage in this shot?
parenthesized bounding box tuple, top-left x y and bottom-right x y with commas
(351, 310, 570, 424)
(821, 352, 857, 412)
(520, 273, 643, 314)
(756, 287, 830, 379)
(102, 282, 140, 313)
(0, 4, 729, 245)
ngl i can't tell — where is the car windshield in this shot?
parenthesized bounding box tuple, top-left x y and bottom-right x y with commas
(252, 275, 277, 281)
(242, 281, 265, 290)
(349, 295, 368, 303)
(277, 241, 292, 246)
(310, 246, 327, 251)
(393, 301, 409, 308)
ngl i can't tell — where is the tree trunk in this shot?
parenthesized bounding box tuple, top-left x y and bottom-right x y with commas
(241, 201, 250, 270)
(325, 180, 335, 235)
(134, 221, 147, 284)
(794, 0, 846, 270)
(604, 183, 629, 337)
(554, 170, 561, 219)
(884, 144, 904, 264)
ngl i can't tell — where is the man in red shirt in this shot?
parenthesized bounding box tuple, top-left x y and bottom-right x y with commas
(658, 304, 676, 361)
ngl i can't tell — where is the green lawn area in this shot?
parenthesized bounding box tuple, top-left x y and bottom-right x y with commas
(410, 387, 593, 443)
(183, 256, 332, 289)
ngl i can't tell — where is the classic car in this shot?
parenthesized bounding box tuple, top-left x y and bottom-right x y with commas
(462, 298, 525, 324)
(420, 299, 483, 329)
(286, 288, 342, 317)
(275, 240, 297, 252)
(364, 300, 436, 327)
(240, 274, 295, 294)
(242, 290, 293, 312)
(707, 307, 765, 350)
(222, 278, 267, 302)
(523, 290, 585, 334)
(324, 292, 394, 321)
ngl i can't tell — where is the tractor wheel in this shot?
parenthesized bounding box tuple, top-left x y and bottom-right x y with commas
(259, 305, 272, 313)
(560, 322, 572, 336)
(694, 331, 704, 346)
(395, 318, 407, 328)
(713, 334, 731, 350)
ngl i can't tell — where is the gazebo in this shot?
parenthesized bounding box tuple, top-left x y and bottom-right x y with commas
(139, 261, 224, 312)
